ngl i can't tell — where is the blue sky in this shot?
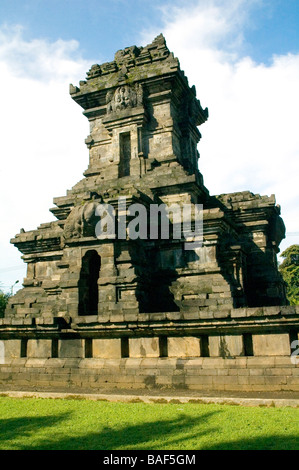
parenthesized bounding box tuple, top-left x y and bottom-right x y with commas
(0, 0, 298, 63)
(0, 0, 298, 292)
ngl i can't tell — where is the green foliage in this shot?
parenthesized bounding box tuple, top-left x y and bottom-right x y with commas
(0, 290, 11, 317)
(279, 244, 299, 305)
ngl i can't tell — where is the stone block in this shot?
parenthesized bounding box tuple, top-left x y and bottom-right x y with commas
(202, 357, 226, 368)
(247, 356, 275, 367)
(198, 310, 214, 319)
(246, 308, 264, 317)
(123, 313, 138, 322)
(280, 306, 296, 316)
(129, 337, 160, 358)
(1, 340, 21, 361)
(58, 339, 84, 358)
(27, 339, 52, 358)
(182, 312, 200, 320)
(185, 375, 213, 385)
(213, 310, 230, 318)
(263, 307, 281, 316)
(150, 313, 167, 321)
(140, 357, 159, 367)
(92, 339, 121, 358)
(275, 356, 296, 367)
(168, 337, 201, 358)
(252, 334, 290, 356)
(209, 335, 244, 358)
(230, 308, 247, 318)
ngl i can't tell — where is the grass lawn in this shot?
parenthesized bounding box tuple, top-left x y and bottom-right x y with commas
(0, 396, 298, 450)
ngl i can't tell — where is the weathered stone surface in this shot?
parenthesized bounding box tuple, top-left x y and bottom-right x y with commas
(129, 338, 160, 358)
(168, 337, 201, 357)
(92, 339, 121, 358)
(1, 356, 299, 393)
(252, 334, 291, 356)
(2, 340, 20, 360)
(209, 335, 244, 358)
(27, 339, 52, 358)
(58, 339, 84, 358)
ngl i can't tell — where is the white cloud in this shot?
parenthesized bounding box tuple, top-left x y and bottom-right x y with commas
(0, 26, 91, 290)
(140, 0, 299, 254)
(0, 25, 85, 80)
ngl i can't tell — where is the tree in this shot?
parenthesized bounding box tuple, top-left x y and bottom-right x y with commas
(0, 290, 10, 317)
(279, 244, 299, 305)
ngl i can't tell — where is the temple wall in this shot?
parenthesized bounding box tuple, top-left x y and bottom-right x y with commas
(1, 331, 296, 360)
(0, 356, 298, 393)
(0, 327, 298, 393)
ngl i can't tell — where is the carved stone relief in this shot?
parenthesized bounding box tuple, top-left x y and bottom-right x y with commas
(106, 84, 143, 114)
(63, 199, 101, 239)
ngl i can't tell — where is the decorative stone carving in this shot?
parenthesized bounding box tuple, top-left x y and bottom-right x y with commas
(106, 84, 143, 114)
(114, 45, 140, 66)
(269, 214, 286, 248)
(86, 64, 101, 80)
(84, 135, 94, 149)
(63, 199, 101, 239)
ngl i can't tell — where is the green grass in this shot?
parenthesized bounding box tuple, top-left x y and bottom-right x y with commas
(0, 397, 298, 450)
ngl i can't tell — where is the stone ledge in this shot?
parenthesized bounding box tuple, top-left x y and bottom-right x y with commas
(66, 306, 299, 327)
(0, 390, 298, 408)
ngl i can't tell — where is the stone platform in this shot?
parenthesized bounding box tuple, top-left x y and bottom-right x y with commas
(1, 305, 299, 393)
(1, 356, 298, 394)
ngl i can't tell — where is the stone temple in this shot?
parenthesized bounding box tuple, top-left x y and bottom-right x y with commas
(1, 35, 298, 393)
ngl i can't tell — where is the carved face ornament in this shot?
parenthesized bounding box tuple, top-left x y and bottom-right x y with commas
(106, 84, 142, 114)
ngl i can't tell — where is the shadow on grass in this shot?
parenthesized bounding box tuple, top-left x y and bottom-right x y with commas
(0, 411, 217, 450)
(0, 409, 298, 450)
(0, 413, 71, 446)
(206, 435, 299, 451)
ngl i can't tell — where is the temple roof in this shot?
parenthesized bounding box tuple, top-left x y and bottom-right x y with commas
(69, 34, 208, 125)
